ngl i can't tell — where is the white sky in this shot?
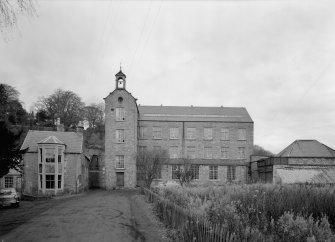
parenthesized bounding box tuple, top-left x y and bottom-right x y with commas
(1, 0, 335, 154)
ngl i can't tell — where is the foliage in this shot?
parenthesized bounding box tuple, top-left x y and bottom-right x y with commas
(137, 148, 168, 188)
(253, 144, 274, 157)
(153, 184, 335, 241)
(0, 121, 27, 178)
(0, 83, 28, 124)
(174, 158, 195, 186)
(83, 103, 104, 129)
(36, 89, 85, 130)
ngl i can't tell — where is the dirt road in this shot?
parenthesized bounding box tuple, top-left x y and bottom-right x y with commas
(0, 189, 167, 242)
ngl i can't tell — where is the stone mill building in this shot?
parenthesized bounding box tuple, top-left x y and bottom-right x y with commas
(104, 70, 254, 188)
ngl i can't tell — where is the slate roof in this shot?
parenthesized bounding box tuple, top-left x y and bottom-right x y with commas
(138, 106, 253, 122)
(115, 70, 126, 77)
(21, 130, 83, 154)
(276, 167, 335, 184)
(276, 140, 335, 158)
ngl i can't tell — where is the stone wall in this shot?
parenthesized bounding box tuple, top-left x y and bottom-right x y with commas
(104, 89, 138, 189)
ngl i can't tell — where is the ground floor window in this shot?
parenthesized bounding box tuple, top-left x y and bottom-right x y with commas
(209, 165, 218, 180)
(191, 165, 199, 180)
(4, 176, 14, 188)
(172, 165, 179, 180)
(227, 166, 236, 182)
(45, 175, 55, 189)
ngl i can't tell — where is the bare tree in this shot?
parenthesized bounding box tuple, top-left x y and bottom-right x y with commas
(136, 148, 168, 188)
(0, 0, 36, 32)
(253, 145, 274, 157)
(36, 89, 85, 130)
(174, 158, 196, 186)
(83, 103, 104, 129)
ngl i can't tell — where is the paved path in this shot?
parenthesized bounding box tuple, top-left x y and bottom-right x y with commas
(0, 189, 167, 242)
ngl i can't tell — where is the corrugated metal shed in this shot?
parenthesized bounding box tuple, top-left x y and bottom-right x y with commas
(21, 130, 83, 154)
(138, 105, 253, 122)
(276, 140, 335, 158)
(276, 167, 335, 184)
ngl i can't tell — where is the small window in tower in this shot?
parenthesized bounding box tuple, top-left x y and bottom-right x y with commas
(118, 97, 123, 103)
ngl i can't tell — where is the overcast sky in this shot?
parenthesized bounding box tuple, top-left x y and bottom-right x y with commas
(1, 0, 335, 154)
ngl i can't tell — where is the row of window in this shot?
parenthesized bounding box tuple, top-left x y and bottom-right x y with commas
(171, 165, 236, 181)
(139, 146, 246, 159)
(39, 174, 62, 189)
(139, 127, 247, 141)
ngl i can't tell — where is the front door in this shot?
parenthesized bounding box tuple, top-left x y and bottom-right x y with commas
(116, 172, 124, 187)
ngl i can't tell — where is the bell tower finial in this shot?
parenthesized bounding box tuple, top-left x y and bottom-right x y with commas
(115, 67, 126, 90)
(120, 62, 122, 71)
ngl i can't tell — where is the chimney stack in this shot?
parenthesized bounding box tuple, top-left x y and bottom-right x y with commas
(76, 121, 84, 133)
(56, 118, 64, 132)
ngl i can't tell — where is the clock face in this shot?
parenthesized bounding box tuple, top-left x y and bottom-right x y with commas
(118, 97, 123, 102)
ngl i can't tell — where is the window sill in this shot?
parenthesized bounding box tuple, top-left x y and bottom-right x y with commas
(115, 168, 125, 170)
(152, 138, 162, 140)
(169, 138, 179, 140)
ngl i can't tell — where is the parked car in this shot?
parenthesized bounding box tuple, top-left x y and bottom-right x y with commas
(0, 188, 20, 207)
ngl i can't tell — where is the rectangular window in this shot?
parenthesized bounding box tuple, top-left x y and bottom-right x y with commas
(39, 175, 43, 189)
(238, 147, 246, 159)
(186, 128, 196, 140)
(191, 165, 199, 180)
(116, 155, 125, 169)
(221, 128, 229, 140)
(170, 128, 179, 139)
(227, 166, 236, 182)
(58, 175, 62, 188)
(39, 148, 43, 163)
(172, 165, 179, 180)
(4, 176, 13, 188)
(152, 127, 162, 139)
(116, 129, 125, 143)
(58, 147, 62, 163)
(39, 164, 42, 173)
(116, 107, 125, 121)
(221, 147, 229, 159)
(45, 175, 55, 189)
(238, 129, 246, 141)
(204, 128, 213, 140)
(169, 146, 178, 158)
(139, 127, 147, 139)
(186, 146, 196, 159)
(204, 147, 212, 159)
(45, 148, 55, 163)
(209, 165, 218, 180)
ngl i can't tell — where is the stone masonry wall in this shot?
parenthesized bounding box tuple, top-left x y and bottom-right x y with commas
(104, 89, 138, 189)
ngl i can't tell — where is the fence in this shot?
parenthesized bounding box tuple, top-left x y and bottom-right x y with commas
(142, 187, 267, 242)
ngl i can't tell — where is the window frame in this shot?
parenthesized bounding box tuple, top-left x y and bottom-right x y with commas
(115, 129, 125, 143)
(115, 155, 125, 169)
(186, 127, 196, 140)
(169, 127, 179, 140)
(4, 176, 14, 188)
(169, 146, 178, 159)
(209, 165, 218, 180)
(204, 128, 213, 140)
(152, 127, 162, 140)
(238, 147, 246, 159)
(238, 129, 246, 141)
(227, 166, 236, 182)
(204, 147, 212, 159)
(191, 165, 199, 180)
(115, 107, 125, 121)
(221, 147, 229, 159)
(221, 128, 230, 141)
(171, 165, 179, 180)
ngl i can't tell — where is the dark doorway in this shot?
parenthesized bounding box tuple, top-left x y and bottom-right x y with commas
(116, 172, 124, 187)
